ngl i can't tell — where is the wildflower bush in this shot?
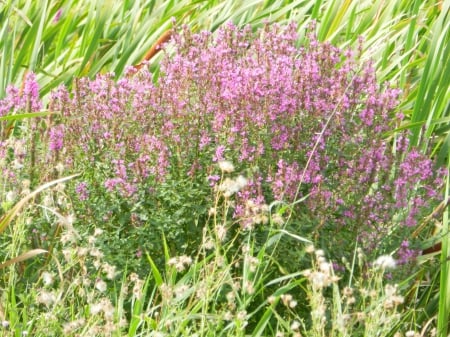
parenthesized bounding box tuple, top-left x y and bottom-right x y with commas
(2, 22, 445, 272)
(0, 21, 447, 336)
(37, 22, 443, 270)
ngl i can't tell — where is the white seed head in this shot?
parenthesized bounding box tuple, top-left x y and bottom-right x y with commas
(290, 320, 300, 331)
(215, 225, 227, 241)
(268, 295, 276, 304)
(37, 290, 56, 307)
(90, 302, 103, 315)
(95, 279, 107, 293)
(218, 160, 235, 173)
(42, 272, 54, 286)
(235, 175, 248, 189)
(373, 255, 396, 270)
(315, 249, 325, 257)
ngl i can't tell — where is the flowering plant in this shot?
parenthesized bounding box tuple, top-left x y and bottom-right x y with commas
(1, 22, 445, 274)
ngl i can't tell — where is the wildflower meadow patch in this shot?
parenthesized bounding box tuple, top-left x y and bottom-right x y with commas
(41, 22, 444, 268)
(0, 21, 447, 336)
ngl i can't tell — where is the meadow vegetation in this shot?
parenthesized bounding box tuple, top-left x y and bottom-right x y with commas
(1, 0, 450, 336)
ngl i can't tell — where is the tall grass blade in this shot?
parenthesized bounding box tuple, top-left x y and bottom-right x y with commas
(0, 174, 79, 235)
(146, 252, 163, 287)
(0, 111, 55, 122)
(28, 0, 48, 71)
(0, 249, 47, 269)
(409, 0, 450, 150)
(399, 0, 421, 90)
(437, 173, 450, 337)
(251, 306, 275, 337)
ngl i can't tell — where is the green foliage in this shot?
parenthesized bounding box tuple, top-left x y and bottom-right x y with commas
(72, 174, 211, 274)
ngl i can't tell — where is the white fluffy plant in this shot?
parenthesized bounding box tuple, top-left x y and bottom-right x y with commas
(299, 246, 409, 337)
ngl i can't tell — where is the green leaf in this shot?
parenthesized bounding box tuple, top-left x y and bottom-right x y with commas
(0, 111, 55, 122)
(146, 251, 163, 287)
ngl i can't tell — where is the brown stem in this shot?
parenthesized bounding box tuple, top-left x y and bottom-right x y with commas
(422, 242, 442, 255)
(134, 29, 173, 70)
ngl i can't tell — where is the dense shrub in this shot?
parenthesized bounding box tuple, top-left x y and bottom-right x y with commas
(1, 22, 445, 276)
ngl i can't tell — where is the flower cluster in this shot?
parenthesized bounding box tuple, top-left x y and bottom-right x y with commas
(1, 22, 445, 271)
